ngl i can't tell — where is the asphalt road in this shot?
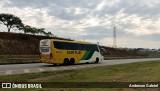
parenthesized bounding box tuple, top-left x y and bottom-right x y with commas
(0, 58, 160, 71)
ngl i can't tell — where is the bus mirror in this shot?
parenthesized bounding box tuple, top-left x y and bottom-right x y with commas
(100, 48, 106, 55)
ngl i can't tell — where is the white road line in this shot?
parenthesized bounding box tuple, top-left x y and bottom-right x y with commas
(85, 65, 93, 67)
(77, 65, 85, 68)
(24, 69, 29, 73)
(70, 66, 77, 69)
(51, 67, 56, 71)
(6, 70, 12, 75)
(59, 67, 71, 70)
(38, 68, 44, 71)
(67, 66, 76, 69)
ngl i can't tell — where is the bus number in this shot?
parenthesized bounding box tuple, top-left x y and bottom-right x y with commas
(67, 51, 82, 54)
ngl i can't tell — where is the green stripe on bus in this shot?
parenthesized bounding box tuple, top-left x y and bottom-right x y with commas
(85, 51, 94, 60)
(81, 51, 90, 60)
(81, 51, 94, 60)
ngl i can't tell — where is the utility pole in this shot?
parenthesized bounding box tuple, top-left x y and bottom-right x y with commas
(113, 26, 117, 48)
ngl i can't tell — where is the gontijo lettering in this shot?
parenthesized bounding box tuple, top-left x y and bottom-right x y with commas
(67, 51, 82, 54)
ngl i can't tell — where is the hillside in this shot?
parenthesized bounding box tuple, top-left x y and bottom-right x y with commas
(0, 32, 143, 57)
(0, 32, 71, 55)
(101, 46, 145, 57)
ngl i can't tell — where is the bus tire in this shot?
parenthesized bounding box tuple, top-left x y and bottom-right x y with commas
(70, 58, 75, 65)
(53, 64, 57, 66)
(95, 58, 99, 63)
(63, 58, 69, 65)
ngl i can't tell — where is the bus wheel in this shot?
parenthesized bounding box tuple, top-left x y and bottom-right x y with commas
(70, 58, 75, 65)
(53, 64, 57, 66)
(63, 58, 69, 65)
(95, 58, 99, 63)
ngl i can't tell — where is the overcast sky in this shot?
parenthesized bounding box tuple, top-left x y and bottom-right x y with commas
(0, 0, 160, 49)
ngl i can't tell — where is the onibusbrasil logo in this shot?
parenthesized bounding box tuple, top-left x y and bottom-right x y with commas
(2, 83, 42, 88)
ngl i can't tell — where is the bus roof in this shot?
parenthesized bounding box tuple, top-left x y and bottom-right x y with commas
(42, 39, 93, 45)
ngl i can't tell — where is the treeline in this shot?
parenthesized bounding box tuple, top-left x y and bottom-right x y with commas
(0, 13, 53, 36)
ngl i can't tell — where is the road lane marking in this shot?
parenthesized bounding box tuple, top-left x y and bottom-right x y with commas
(24, 69, 29, 73)
(69, 66, 77, 69)
(6, 70, 12, 75)
(51, 67, 56, 71)
(77, 65, 86, 68)
(38, 68, 44, 71)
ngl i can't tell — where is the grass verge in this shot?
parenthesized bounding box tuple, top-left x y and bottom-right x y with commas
(0, 59, 40, 64)
(0, 55, 40, 64)
(0, 61, 160, 91)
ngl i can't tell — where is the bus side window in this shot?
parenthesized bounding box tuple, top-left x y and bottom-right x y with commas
(73, 43, 77, 50)
(64, 42, 70, 50)
(86, 44, 90, 51)
(85, 44, 88, 50)
(78, 44, 82, 50)
(60, 42, 65, 49)
(89, 45, 92, 51)
(71, 43, 75, 50)
(82, 44, 85, 50)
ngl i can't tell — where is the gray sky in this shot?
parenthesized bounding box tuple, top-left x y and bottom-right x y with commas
(0, 0, 160, 48)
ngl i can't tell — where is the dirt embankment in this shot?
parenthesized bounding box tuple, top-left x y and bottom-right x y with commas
(102, 46, 145, 57)
(0, 32, 70, 55)
(0, 32, 143, 57)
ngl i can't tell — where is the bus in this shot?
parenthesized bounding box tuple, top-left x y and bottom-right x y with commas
(40, 39, 104, 65)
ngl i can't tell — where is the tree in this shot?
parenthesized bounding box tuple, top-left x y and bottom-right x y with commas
(22, 25, 47, 35)
(0, 13, 23, 32)
(37, 28, 45, 35)
(45, 32, 53, 36)
(22, 25, 32, 34)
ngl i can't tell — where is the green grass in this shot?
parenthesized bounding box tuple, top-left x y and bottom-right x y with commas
(0, 59, 40, 64)
(0, 61, 160, 91)
(0, 55, 40, 64)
